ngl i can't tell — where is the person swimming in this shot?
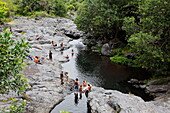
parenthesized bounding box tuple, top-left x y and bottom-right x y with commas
(65, 55, 69, 59)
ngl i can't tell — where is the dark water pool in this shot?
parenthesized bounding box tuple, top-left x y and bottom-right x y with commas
(51, 39, 153, 113)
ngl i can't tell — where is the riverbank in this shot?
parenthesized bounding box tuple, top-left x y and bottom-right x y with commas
(1, 17, 169, 113)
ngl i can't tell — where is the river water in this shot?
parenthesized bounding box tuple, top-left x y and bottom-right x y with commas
(51, 39, 153, 113)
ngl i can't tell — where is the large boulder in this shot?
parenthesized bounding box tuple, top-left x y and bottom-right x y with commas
(64, 30, 82, 39)
(88, 86, 170, 113)
(101, 43, 114, 56)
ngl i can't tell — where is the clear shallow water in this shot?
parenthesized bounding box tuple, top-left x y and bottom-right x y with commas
(51, 39, 153, 113)
(51, 93, 89, 113)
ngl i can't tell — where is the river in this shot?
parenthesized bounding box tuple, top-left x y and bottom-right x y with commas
(51, 39, 153, 113)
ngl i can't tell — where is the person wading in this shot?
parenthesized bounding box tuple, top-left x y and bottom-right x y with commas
(65, 72, 69, 83)
(74, 78, 79, 92)
(85, 84, 92, 97)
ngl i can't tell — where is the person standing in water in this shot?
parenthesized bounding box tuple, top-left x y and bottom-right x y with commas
(65, 72, 69, 83)
(60, 71, 64, 85)
(49, 50, 52, 60)
(85, 84, 92, 97)
(74, 78, 79, 92)
(79, 85, 83, 99)
(82, 81, 87, 87)
(71, 49, 74, 56)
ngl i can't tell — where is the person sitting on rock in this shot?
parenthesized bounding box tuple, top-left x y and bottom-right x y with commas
(28, 55, 33, 60)
(36, 35, 40, 40)
(34, 56, 41, 64)
(52, 41, 57, 47)
(60, 43, 64, 51)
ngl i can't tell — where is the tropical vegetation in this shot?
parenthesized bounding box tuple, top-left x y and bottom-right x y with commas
(75, 0, 170, 76)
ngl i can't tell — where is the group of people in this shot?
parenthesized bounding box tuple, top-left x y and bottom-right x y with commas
(60, 71, 69, 85)
(59, 70, 92, 98)
(51, 41, 64, 50)
(74, 78, 91, 97)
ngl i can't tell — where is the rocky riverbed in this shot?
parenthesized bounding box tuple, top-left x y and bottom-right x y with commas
(0, 17, 83, 113)
(0, 17, 170, 113)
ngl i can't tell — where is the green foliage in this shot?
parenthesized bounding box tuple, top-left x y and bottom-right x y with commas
(110, 55, 132, 65)
(1, 99, 26, 113)
(75, 0, 135, 40)
(13, 0, 67, 17)
(65, 0, 84, 11)
(122, 0, 170, 74)
(50, 0, 67, 17)
(91, 46, 102, 53)
(0, 1, 8, 18)
(0, 28, 31, 94)
(0, 0, 17, 15)
(67, 5, 75, 11)
(128, 32, 169, 72)
(112, 48, 123, 56)
(29, 11, 49, 17)
(122, 17, 139, 38)
(69, 11, 75, 16)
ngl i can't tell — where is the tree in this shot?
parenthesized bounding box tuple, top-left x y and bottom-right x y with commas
(123, 0, 170, 74)
(75, 0, 133, 41)
(0, 29, 31, 94)
(50, 0, 67, 17)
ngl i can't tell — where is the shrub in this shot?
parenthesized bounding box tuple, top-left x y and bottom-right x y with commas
(110, 55, 132, 65)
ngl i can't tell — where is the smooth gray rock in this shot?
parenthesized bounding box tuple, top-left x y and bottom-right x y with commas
(88, 86, 170, 113)
(101, 43, 114, 56)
